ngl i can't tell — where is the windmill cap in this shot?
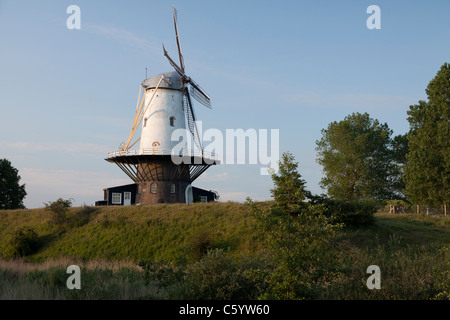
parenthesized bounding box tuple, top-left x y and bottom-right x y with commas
(142, 71, 183, 90)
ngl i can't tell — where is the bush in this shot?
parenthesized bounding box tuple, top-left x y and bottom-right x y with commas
(45, 198, 73, 226)
(187, 229, 214, 261)
(138, 249, 268, 300)
(138, 260, 185, 288)
(312, 196, 377, 227)
(10, 227, 39, 257)
(182, 249, 264, 300)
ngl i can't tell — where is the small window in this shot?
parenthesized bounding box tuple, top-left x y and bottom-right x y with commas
(152, 142, 160, 154)
(112, 193, 122, 204)
(200, 196, 208, 203)
(143, 118, 147, 127)
(170, 184, 176, 194)
(169, 116, 175, 127)
(150, 183, 157, 194)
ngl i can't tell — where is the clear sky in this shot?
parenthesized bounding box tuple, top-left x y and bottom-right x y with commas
(1, 0, 449, 208)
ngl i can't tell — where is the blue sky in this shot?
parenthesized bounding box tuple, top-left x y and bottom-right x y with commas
(1, 0, 449, 208)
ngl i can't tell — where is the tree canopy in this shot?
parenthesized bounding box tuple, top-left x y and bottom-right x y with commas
(404, 62, 450, 207)
(315, 112, 402, 202)
(0, 159, 27, 209)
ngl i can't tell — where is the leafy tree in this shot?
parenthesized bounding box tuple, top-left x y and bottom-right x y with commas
(404, 62, 450, 210)
(270, 152, 308, 214)
(0, 159, 27, 209)
(247, 152, 340, 299)
(45, 198, 73, 226)
(391, 133, 409, 199)
(315, 112, 400, 202)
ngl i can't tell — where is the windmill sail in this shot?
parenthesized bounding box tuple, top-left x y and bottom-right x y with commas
(163, 46, 186, 78)
(184, 89, 203, 152)
(172, 6, 185, 72)
(190, 83, 212, 109)
(163, 47, 212, 109)
(162, 7, 211, 153)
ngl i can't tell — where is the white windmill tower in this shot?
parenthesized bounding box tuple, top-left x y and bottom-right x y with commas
(106, 7, 218, 204)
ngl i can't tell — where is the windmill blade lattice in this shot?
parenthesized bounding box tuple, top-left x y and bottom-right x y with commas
(183, 89, 203, 152)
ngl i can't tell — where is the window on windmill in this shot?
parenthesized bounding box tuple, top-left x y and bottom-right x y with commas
(169, 116, 175, 127)
(144, 118, 147, 127)
(152, 142, 160, 153)
(150, 183, 157, 194)
(170, 183, 176, 194)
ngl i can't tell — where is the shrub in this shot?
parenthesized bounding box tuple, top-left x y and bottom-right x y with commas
(138, 260, 186, 299)
(138, 249, 268, 300)
(187, 229, 214, 261)
(312, 196, 377, 227)
(138, 260, 185, 288)
(10, 227, 39, 257)
(182, 249, 264, 300)
(45, 198, 73, 226)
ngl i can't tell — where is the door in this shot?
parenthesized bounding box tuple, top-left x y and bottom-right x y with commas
(124, 192, 132, 206)
(185, 184, 193, 204)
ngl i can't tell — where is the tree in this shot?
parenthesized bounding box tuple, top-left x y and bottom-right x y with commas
(0, 159, 27, 209)
(247, 152, 340, 299)
(404, 62, 449, 212)
(45, 198, 73, 226)
(391, 133, 409, 199)
(315, 112, 400, 202)
(270, 152, 308, 214)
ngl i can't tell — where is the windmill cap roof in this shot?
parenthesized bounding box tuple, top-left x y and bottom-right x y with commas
(142, 71, 183, 90)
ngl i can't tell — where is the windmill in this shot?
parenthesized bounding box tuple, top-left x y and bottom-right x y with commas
(105, 7, 218, 204)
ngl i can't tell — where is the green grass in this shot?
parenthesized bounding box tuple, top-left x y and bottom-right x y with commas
(0, 203, 449, 299)
(0, 202, 268, 263)
(340, 212, 450, 249)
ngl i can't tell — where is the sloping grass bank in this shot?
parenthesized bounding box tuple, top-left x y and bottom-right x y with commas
(0, 202, 268, 263)
(0, 203, 449, 299)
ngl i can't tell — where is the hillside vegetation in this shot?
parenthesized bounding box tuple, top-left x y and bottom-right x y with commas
(0, 201, 449, 300)
(0, 202, 268, 263)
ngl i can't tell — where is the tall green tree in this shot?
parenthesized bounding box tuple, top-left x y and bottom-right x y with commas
(0, 159, 27, 209)
(404, 62, 450, 210)
(391, 133, 409, 199)
(270, 152, 308, 215)
(247, 152, 340, 299)
(315, 112, 400, 202)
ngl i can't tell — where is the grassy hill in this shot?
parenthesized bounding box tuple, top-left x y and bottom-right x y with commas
(0, 202, 449, 300)
(0, 202, 269, 263)
(1, 202, 449, 263)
